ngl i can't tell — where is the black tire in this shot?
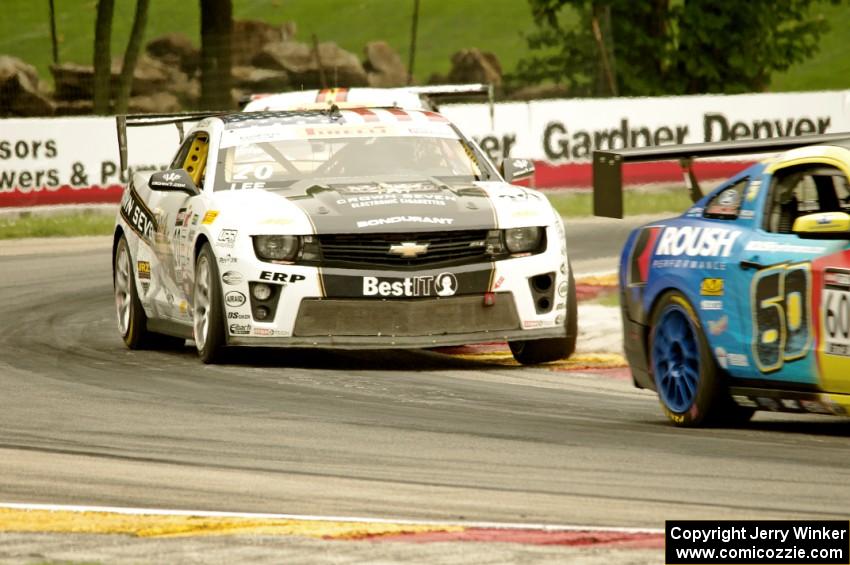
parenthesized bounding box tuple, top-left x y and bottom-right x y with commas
(509, 267, 578, 365)
(114, 235, 186, 350)
(648, 291, 750, 427)
(114, 234, 152, 349)
(193, 242, 227, 364)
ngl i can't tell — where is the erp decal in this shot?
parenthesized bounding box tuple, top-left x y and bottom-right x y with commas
(750, 262, 812, 373)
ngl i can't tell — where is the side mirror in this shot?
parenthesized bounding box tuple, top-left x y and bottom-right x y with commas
(792, 211, 850, 238)
(502, 158, 535, 183)
(149, 169, 199, 195)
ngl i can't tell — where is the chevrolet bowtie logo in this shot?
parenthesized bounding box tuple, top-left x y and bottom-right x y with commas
(388, 242, 429, 258)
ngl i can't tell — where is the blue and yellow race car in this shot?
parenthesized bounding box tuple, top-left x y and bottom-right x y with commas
(594, 133, 850, 426)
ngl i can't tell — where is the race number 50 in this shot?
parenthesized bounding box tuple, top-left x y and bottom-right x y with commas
(750, 263, 811, 373)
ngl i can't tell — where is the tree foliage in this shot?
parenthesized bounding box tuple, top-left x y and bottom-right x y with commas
(515, 0, 834, 96)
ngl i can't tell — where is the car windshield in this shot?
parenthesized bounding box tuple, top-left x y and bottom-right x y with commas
(215, 131, 492, 190)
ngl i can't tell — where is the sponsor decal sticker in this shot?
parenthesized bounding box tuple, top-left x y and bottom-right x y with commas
(732, 395, 758, 408)
(222, 271, 243, 285)
(259, 271, 306, 283)
(362, 272, 458, 297)
(700, 278, 724, 296)
(728, 352, 749, 367)
(744, 241, 826, 254)
(523, 320, 544, 329)
(653, 258, 727, 270)
(745, 180, 761, 201)
(356, 216, 454, 228)
(179, 301, 188, 314)
(707, 314, 728, 336)
(800, 400, 831, 414)
(217, 229, 238, 248)
(756, 397, 780, 411)
(225, 291, 246, 307)
(229, 323, 251, 335)
(823, 268, 850, 357)
(252, 328, 290, 337)
(715, 346, 728, 369)
(137, 261, 151, 280)
(201, 210, 219, 225)
(119, 187, 157, 244)
(700, 299, 722, 310)
(259, 217, 295, 225)
(493, 276, 505, 290)
(227, 312, 250, 320)
(218, 254, 237, 265)
(654, 226, 741, 258)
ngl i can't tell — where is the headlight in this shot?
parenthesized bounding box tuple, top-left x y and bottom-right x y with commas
(253, 235, 300, 262)
(504, 227, 542, 253)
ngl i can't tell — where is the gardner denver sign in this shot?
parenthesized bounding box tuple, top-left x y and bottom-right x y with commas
(440, 89, 850, 187)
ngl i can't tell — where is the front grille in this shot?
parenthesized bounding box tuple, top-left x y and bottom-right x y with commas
(317, 230, 490, 268)
(293, 294, 520, 337)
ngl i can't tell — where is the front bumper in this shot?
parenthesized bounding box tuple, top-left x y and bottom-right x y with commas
(221, 225, 571, 348)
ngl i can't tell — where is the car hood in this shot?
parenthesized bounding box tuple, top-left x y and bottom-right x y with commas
(279, 179, 496, 234)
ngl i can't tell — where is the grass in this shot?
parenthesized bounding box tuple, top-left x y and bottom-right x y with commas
(0, 187, 689, 239)
(588, 290, 620, 308)
(0, 211, 114, 239)
(2, 0, 849, 93)
(546, 188, 692, 218)
(0, 0, 534, 88)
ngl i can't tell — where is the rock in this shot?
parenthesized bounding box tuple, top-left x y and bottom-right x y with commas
(50, 62, 97, 100)
(54, 99, 94, 116)
(448, 48, 502, 86)
(128, 92, 182, 113)
(146, 33, 200, 75)
(508, 83, 572, 101)
(233, 20, 284, 67)
(0, 56, 55, 116)
(364, 41, 407, 87)
(232, 66, 289, 92)
(51, 56, 194, 110)
(126, 54, 172, 96)
(253, 40, 366, 89)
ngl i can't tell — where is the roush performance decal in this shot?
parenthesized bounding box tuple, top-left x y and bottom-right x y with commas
(120, 186, 157, 244)
(322, 268, 493, 299)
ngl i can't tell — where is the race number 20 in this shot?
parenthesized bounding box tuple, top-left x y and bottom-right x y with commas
(751, 262, 811, 373)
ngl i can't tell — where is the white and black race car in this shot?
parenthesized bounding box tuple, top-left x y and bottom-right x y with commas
(112, 107, 576, 364)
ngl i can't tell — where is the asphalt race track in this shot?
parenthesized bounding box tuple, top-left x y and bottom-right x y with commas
(0, 218, 848, 531)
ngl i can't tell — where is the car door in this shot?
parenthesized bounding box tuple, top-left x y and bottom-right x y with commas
(732, 163, 850, 387)
(146, 130, 211, 321)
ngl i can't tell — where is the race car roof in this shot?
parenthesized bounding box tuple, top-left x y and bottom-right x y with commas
(217, 108, 457, 147)
(242, 85, 491, 112)
(219, 107, 449, 129)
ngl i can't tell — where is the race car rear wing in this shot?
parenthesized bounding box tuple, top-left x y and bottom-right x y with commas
(116, 111, 226, 174)
(592, 132, 850, 218)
